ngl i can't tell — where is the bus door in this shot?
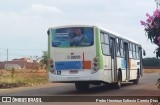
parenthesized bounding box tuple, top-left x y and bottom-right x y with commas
(109, 37, 117, 81)
(139, 47, 143, 77)
(124, 42, 129, 80)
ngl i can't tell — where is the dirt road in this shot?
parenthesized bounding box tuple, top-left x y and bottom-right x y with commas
(0, 73, 159, 105)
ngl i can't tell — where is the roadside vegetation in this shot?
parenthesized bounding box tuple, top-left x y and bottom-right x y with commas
(0, 68, 159, 89)
(0, 51, 49, 89)
(0, 54, 160, 89)
(144, 69, 160, 73)
(143, 57, 160, 89)
(143, 57, 160, 67)
(0, 69, 48, 88)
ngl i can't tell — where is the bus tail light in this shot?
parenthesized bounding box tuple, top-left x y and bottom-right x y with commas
(91, 57, 99, 74)
(48, 59, 55, 74)
(49, 59, 53, 65)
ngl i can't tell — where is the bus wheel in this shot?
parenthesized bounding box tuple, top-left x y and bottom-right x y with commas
(132, 69, 140, 84)
(114, 71, 122, 89)
(75, 82, 89, 92)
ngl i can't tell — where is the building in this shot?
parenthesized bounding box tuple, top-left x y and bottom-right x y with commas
(12, 58, 33, 63)
(0, 58, 39, 70)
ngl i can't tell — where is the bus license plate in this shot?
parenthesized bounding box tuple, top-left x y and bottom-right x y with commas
(69, 70, 78, 74)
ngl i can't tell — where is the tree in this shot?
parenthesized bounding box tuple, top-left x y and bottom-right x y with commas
(143, 57, 160, 67)
(40, 51, 48, 70)
(140, 8, 160, 58)
(140, 1, 160, 89)
(29, 56, 40, 70)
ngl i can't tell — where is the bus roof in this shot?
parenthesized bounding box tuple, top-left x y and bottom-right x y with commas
(49, 24, 94, 29)
(49, 24, 140, 45)
(98, 26, 140, 45)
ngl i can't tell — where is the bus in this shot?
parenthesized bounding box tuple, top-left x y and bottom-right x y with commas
(47, 25, 144, 91)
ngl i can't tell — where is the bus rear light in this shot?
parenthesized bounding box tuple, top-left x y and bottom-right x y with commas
(91, 57, 99, 74)
(93, 62, 98, 66)
(48, 59, 53, 65)
(48, 59, 55, 74)
(93, 57, 99, 66)
(50, 64, 54, 68)
(50, 69, 55, 74)
(93, 57, 98, 62)
(50, 64, 55, 74)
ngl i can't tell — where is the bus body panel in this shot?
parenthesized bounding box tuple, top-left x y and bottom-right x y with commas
(49, 26, 100, 83)
(129, 59, 140, 79)
(48, 25, 143, 84)
(102, 56, 112, 82)
(116, 57, 126, 81)
(49, 69, 104, 82)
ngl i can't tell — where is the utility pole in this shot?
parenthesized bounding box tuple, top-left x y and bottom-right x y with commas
(7, 49, 8, 61)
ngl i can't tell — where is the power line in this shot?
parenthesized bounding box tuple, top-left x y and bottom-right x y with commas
(0, 52, 42, 56)
(0, 48, 46, 61)
(0, 48, 46, 51)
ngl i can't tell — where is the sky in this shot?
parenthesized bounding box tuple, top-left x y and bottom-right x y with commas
(0, 0, 158, 61)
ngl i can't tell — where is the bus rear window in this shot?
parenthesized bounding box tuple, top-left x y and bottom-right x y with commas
(52, 27, 94, 47)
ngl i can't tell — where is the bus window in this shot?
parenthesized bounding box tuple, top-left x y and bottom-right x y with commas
(101, 44, 110, 55)
(104, 33, 109, 44)
(132, 44, 135, 59)
(136, 45, 139, 59)
(129, 43, 133, 58)
(133, 44, 135, 51)
(120, 40, 124, 57)
(116, 38, 120, 56)
(101, 33, 105, 43)
(52, 27, 94, 47)
(101, 32, 110, 55)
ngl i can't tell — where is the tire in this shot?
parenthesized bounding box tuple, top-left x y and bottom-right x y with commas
(132, 70, 139, 84)
(114, 71, 122, 89)
(75, 82, 89, 92)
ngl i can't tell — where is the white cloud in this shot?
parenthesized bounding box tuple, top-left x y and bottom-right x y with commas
(0, 0, 158, 59)
(0, 4, 62, 23)
(31, 4, 62, 13)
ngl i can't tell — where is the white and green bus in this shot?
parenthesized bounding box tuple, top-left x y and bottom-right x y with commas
(47, 25, 144, 91)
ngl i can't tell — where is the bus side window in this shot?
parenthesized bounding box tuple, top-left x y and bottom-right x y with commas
(101, 44, 110, 55)
(101, 32, 105, 43)
(116, 38, 120, 56)
(132, 44, 136, 59)
(104, 33, 109, 44)
(135, 45, 137, 59)
(136, 45, 139, 59)
(120, 40, 124, 57)
(129, 43, 133, 58)
(101, 32, 110, 55)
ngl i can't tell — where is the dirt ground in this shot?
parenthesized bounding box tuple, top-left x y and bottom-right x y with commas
(0, 69, 48, 88)
(144, 69, 160, 73)
(0, 68, 159, 78)
(0, 69, 48, 77)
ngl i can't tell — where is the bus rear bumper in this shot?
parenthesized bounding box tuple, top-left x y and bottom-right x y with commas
(49, 70, 104, 83)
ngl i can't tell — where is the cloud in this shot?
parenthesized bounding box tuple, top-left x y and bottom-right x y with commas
(0, 3, 62, 21)
(31, 4, 62, 13)
(0, 0, 157, 58)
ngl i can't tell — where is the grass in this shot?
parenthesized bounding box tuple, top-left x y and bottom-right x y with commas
(0, 69, 159, 89)
(144, 69, 160, 73)
(0, 69, 48, 88)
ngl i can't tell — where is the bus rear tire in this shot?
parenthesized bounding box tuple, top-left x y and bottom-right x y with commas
(114, 79, 121, 89)
(75, 82, 89, 92)
(114, 71, 122, 89)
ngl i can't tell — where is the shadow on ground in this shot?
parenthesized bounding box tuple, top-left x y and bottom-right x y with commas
(55, 82, 134, 95)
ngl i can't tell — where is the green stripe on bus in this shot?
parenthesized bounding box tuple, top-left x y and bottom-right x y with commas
(95, 27, 104, 69)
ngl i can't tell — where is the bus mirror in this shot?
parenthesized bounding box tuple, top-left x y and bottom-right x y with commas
(47, 29, 50, 35)
(143, 49, 146, 56)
